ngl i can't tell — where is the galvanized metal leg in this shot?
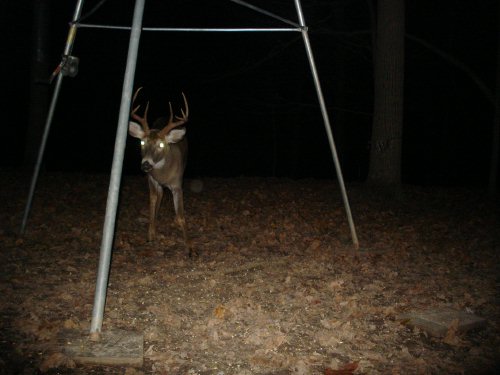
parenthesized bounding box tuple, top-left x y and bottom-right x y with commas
(294, 0, 359, 249)
(90, 0, 146, 335)
(20, 0, 85, 235)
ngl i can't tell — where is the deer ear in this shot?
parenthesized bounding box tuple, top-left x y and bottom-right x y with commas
(129, 121, 145, 139)
(166, 128, 186, 144)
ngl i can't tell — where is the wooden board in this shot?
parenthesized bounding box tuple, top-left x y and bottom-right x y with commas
(61, 329, 143, 367)
(398, 307, 486, 337)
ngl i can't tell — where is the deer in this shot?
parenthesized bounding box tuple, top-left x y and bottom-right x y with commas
(128, 87, 194, 256)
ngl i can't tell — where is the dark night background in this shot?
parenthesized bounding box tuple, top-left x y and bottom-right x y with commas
(1, 0, 498, 185)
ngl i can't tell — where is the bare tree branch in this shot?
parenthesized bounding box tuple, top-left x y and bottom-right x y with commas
(406, 33, 496, 107)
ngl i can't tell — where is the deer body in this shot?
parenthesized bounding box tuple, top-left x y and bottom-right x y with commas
(128, 88, 193, 256)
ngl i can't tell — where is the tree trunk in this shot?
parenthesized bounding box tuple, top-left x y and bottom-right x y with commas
(330, 4, 350, 179)
(489, 4, 500, 195)
(26, 0, 50, 167)
(368, 0, 405, 190)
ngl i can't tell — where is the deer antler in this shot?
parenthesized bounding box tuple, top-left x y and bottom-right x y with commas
(159, 92, 189, 138)
(130, 87, 150, 133)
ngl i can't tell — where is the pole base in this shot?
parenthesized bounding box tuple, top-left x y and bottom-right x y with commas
(61, 329, 143, 367)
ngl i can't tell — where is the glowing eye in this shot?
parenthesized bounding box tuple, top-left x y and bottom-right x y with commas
(159, 142, 165, 148)
(140, 140, 145, 146)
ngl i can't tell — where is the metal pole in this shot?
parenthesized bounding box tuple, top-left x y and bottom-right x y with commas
(294, 0, 359, 249)
(90, 0, 145, 335)
(76, 24, 301, 32)
(20, 0, 85, 235)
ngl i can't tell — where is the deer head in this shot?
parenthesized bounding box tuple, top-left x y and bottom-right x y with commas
(129, 87, 189, 173)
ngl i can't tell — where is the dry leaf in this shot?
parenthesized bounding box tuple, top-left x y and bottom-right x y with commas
(443, 318, 465, 346)
(63, 318, 79, 329)
(124, 368, 144, 375)
(324, 361, 359, 375)
(214, 304, 227, 319)
(39, 353, 75, 373)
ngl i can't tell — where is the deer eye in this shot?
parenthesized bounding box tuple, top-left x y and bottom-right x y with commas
(140, 140, 145, 146)
(159, 141, 165, 149)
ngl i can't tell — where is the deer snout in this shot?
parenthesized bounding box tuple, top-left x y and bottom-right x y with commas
(141, 160, 153, 173)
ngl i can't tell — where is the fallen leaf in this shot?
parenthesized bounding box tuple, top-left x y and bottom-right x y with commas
(124, 367, 144, 375)
(324, 361, 359, 375)
(39, 352, 75, 373)
(443, 318, 465, 346)
(214, 304, 227, 319)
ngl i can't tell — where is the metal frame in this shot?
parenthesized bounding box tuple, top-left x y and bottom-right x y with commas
(22, 0, 359, 337)
(20, 0, 85, 234)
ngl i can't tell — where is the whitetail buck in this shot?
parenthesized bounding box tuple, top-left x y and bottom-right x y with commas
(128, 88, 193, 256)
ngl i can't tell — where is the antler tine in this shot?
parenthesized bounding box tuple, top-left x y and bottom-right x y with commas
(168, 101, 173, 124)
(130, 87, 150, 132)
(132, 87, 142, 104)
(131, 87, 143, 116)
(159, 93, 189, 137)
(175, 92, 189, 120)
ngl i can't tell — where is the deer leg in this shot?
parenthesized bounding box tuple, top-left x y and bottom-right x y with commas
(147, 176, 163, 241)
(171, 186, 194, 257)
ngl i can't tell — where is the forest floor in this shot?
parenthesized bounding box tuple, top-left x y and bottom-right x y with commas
(0, 170, 499, 374)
